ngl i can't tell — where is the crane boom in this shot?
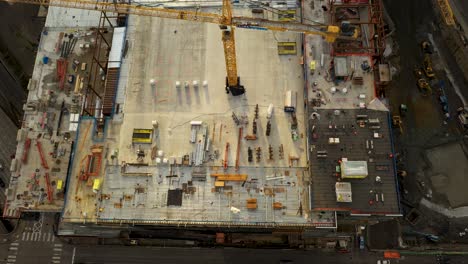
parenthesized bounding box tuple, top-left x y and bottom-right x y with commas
(2, 0, 358, 95)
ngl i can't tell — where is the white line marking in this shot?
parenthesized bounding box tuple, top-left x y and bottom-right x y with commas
(48, 233, 52, 242)
(52, 261, 60, 264)
(52, 235, 55, 242)
(53, 256, 61, 260)
(71, 247, 76, 264)
(25, 232, 30, 241)
(10, 242, 19, 246)
(21, 232, 25, 241)
(54, 243, 62, 247)
(8, 255, 17, 259)
(7, 259, 16, 263)
(54, 253, 60, 256)
(53, 248, 63, 252)
(9, 247, 18, 251)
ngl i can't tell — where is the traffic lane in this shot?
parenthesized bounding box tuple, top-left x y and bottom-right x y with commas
(67, 245, 468, 264)
(73, 246, 225, 264)
(72, 246, 387, 264)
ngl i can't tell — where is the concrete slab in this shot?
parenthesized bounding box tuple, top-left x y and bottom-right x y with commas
(62, 10, 311, 227)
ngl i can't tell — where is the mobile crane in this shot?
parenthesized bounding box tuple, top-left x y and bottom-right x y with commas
(2, 0, 359, 95)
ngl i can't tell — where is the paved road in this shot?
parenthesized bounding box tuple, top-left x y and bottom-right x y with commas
(1, 213, 467, 264)
(2, 241, 467, 264)
(0, 213, 66, 264)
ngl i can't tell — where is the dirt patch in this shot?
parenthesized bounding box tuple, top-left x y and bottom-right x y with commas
(426, 142, 468, 208)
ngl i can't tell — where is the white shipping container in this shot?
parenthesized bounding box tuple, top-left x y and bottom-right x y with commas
(284, 90, 297, 112)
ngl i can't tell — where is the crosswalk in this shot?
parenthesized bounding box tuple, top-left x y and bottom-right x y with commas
(6, 241, 64, 264)
(52, 243, 63, 264)
(21, 231, 56, 242)
(7, 242, 19, 263)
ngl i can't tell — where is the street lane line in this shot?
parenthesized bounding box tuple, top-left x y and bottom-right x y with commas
(10, 243, 19, 246)
(52, 261, 60, 264)
(71, 247, 76, 264)
(54, 243, 62, 247)
(7, 259, 16, 263)
(8, 255, 17, 258)
(53, 256, 61, 260)
(21, 232, 25, 240)
(53, 248, 63, 252)
(9, 247, 18, 251)
(25, 232, 30, 241)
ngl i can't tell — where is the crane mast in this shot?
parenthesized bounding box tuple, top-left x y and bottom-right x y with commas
(221, 0, 244, 95)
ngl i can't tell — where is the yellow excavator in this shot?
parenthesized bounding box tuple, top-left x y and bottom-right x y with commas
(1, 0, 359, 95)
(423, 54, 435, 79)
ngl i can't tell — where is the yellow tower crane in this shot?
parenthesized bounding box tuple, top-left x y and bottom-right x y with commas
(2, 0, 359, 95)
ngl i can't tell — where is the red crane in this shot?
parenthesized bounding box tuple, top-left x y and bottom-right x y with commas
(223, 143, 230, 169)
(36, 141, 49, 170)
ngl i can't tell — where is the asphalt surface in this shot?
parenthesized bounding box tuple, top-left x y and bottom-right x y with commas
(1, 213, 466, 264)
(2, 240, 468, 264)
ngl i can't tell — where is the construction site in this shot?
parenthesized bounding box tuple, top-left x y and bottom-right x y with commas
(2, 0, 400, 235)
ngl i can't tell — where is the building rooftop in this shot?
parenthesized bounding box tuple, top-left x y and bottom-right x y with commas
(60, 11, 313, 227)
(307, 108, 400, 215)
(4, 0, 399, 230)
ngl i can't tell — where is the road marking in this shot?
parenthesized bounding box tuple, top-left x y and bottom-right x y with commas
(10, 242, 19, 246)
(53, 248, 63, 252)
(21, 232, 26, 240)
(54, 243, 62, 247)
(25, 232, 30, 241)
(7, 259, 16, 263)
(9, 247, 18, 251)
(8, 255, 17, 259)
(71, 247, 76, 264)
(48, 233, 53, 242)
(52, 261, 60, 264)
(52, 234, 55, 242)
(53, 256, 61, 260)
